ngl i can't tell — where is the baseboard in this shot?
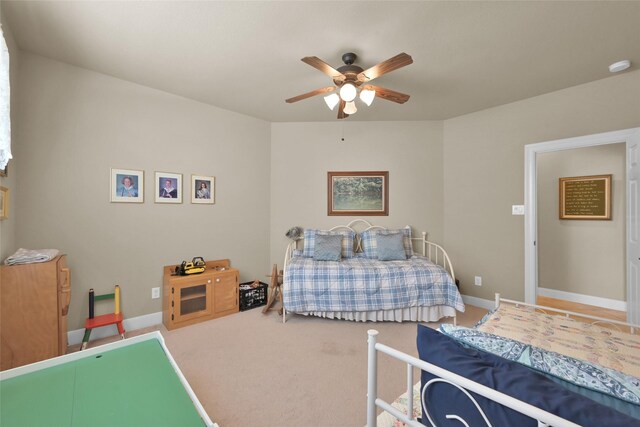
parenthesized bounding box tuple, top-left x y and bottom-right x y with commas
(67, 311, 163, 346)
(461, 294, 494, 310)
(537, 287, 627, 312)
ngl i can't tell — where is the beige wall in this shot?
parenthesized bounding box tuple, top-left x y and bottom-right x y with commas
(0, 13, 18, 260)
(8, 36, 640, 336)
(537, 144, 625, 300)
(443, 69, 640, 301)
(270, 121, 444, 264)
(14, 53, 270, 330)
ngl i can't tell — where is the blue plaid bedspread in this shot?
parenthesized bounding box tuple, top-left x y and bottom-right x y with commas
(283, 255, 465, 313)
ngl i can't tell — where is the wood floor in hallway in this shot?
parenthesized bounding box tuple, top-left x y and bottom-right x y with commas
(536, 295, 634, 333)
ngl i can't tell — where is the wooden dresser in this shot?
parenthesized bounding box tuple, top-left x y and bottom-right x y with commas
(163, 259, 239, 330)
(0, 255, 71, 370)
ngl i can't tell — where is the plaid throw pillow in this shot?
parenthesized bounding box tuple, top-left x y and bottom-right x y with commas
(302, 229, 355, 258)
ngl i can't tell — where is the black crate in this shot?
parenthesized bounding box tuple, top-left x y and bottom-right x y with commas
(239, 281, 268, 311)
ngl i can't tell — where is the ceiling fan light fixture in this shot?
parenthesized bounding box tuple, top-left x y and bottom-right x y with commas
(343, 101, 357, 115)
(339, 83, 357, 102)
(324, 93, 340, 110)
(359, 89, 375, 106)
(287, 52, 412, 119)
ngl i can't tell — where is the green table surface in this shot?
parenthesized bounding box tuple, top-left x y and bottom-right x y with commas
(1, 339, 206, 427)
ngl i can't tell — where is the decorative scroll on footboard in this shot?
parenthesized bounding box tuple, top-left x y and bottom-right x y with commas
(366, 330, 581, 427)
(414, 236, 455, 282)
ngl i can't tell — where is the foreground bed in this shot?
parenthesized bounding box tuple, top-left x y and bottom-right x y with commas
(368, 296, 640, 426)
(0, 332, 215, 427)
(282, 220, 464, 323)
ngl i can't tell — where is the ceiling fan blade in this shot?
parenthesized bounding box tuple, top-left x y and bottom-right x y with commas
(357, 53, 413, 83)
(285, 86, 336, 103)
(337, 99, 349, 119)
(363, 84, 410, 104)
(301, 57, 346, 82)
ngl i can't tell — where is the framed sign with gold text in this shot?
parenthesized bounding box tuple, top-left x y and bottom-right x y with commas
(559, 174, 611, 220)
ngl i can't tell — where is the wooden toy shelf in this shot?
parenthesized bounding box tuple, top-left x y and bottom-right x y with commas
(162, 259, 239, 330)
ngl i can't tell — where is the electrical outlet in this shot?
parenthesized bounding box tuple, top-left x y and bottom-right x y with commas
(474, 276, 482, 286)
(151, 287, 160, 299)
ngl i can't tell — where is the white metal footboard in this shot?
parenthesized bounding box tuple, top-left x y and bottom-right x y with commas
(495, 293, 638, 334)
(366, 330, 580, 427)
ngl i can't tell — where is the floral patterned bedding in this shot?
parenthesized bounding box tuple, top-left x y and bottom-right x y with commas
(474, 303, 640, 375)
(375, 382, 422, 427)
(440, 324, 640, 405)
(377, 304, 640, 425)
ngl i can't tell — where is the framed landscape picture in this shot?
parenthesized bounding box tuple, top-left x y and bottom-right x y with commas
(328, 171, 389, 216)
(110, 168, 144, 203)
(191, 175, 215, 204)
(155, 172, 183, 203)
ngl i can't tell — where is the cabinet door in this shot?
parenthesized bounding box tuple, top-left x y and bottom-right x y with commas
(174, 277, 213, 323)
(213, 271, 238, 314)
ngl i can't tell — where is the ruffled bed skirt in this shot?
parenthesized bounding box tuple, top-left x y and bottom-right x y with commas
(292, 305, 457, 323)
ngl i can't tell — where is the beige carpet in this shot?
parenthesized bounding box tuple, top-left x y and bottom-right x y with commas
(75, 305, 486, 427)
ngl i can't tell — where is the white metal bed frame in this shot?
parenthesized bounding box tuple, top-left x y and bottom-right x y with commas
(281, 219, 457, 323)
(495, 293, 637, 334)
(366, 294, 639, 427)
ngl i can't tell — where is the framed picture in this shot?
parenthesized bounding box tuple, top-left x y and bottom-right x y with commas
(191, 175, 215, 204)
(0, 186, 8, 220)
(328, 171, 389, 216)
(155, 172, 182, 203)
(110, 168, 144, 203)
(559, 174, 612, 220)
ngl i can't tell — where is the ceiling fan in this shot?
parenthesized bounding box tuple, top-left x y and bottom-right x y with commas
(286, 52, 413, 119)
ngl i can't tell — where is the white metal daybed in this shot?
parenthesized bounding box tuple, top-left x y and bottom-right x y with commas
(281, 219, 463, 324)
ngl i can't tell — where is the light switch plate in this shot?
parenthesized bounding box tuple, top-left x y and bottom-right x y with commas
(512, 205, 525, 215)
(151, 287, 160, 299)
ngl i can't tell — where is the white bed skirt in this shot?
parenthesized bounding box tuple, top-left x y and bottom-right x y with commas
(293, 305, 457, 323)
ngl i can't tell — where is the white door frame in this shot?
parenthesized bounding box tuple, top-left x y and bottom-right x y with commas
(524, 128, 640, 323)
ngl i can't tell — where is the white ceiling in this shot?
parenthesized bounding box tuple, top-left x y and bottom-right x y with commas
(2, 1, 640, 122)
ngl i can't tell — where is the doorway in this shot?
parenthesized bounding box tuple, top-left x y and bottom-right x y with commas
(524, 128, 640, 325)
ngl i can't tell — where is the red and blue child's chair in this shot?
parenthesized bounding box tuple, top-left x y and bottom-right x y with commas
(80, 285, 125, 350)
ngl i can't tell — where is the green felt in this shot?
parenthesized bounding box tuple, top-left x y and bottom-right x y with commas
(94, 293, 114, 301)
(1, 339, 206, 427)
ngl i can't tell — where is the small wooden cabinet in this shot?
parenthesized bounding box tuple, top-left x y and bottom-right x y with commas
(163, 259, 239, 330)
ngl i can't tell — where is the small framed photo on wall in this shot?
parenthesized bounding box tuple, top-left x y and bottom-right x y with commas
(155, 172, 182, 203)
(0, 186, 8, 219)
(191, 175, 215, 204)
(110, 168, 144, 203)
